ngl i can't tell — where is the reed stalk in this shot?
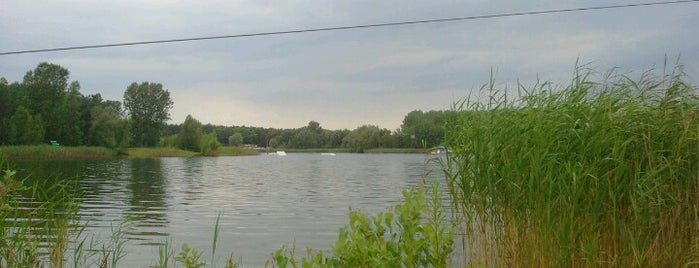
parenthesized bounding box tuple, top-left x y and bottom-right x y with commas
(444, 64, 699, 267)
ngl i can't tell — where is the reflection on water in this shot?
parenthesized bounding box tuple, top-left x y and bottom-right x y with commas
(12, 153, 443, 267)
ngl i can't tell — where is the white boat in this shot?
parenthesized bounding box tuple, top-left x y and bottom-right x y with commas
(321, 153, 336, 156)
(276, 151, 287, 156)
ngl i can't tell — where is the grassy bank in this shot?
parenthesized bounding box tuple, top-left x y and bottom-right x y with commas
(127, 146, 259, 157)
(0, 145, 117, 160)
(214, 146, 259, 156)
(364, 147, 430, 154)
(126, 147, 199, 157)
(445, 67, 699, 266)
(268, 147, 430, 154)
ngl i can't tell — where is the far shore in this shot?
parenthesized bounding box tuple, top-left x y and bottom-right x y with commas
(0, 145, 432, 160)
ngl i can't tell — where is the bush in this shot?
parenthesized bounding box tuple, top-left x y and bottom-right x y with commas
(268, 183, 454, 268)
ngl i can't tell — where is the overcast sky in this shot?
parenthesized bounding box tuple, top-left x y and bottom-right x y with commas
(1, 0, 697, 130)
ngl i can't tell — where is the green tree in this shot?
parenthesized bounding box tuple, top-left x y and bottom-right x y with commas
(89, 103, 130, 149)
(228, 133, 244, 146)
(400, 110, 450, 148)
(123, 82, 174, 147)
(199, 132, 221, 156)
(0, 78, 18, 145)
(21, 62, 78, 144)
(176, 115, 203, 151)
(289, 121, 323, 148)
(22, 62, 69, 118)
(9, 106, 45, 145)
(51, 82, 85, 145)
(342, 125, 383, 153)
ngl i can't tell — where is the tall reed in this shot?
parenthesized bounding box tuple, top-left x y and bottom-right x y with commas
(444, 64, 699, 267)
(0, 161, 82, 267)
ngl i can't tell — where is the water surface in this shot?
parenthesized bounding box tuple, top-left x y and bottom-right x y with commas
(13, 153, 443, 267)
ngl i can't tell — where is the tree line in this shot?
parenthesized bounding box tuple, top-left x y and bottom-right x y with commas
(1, 62, 452, 152)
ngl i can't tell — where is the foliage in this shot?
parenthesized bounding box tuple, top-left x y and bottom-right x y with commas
(177, 115, 203, 151)
(175, 244, 206, 268)
(0, 63, 131, 148)
(123, 81, 174, 147)
(89, 104, 130, 149)
(341, 125, 393, 153)
(444, 65, 699, 267)
(400, 110, 453, 148)
(268, 184, 454, 268)
(0, 145, 116, 160)
(0, 161, 81, 268)
(228, 133, 244, 146)
(199, 132, 221, 156)
(9, 105, 45, 145)
(126, 147, 198, 158)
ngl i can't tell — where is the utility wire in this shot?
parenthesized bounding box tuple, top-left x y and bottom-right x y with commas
(1, 0, 697, 56)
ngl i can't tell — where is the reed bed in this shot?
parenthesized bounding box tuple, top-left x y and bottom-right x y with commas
(444, 65, 699, 267)
(0, 145, 116, 160)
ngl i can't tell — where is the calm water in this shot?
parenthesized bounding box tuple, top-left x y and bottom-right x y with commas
(12, 153, 444, 267)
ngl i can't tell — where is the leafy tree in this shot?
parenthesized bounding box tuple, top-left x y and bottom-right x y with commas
(199, 132, 220, 156)
(228, 133, 244, 146)
(176, 115, 203, 151)
(0, 78, 19, 145)
(342, 125, 383, 153)
(20, 62, 77, 144)
(51, 83, 85, 145)
(123, 82, 174, 147)
(9, 106, 45, 145)
(289, 121, 324, 148)
(89, 104, 130, 149)
(80, 93, 105, 144)
(401, 110, 451, 148)
(21, 62, 69, 117)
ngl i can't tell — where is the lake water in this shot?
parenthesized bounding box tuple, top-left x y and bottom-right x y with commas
(12, 153, 445, 267)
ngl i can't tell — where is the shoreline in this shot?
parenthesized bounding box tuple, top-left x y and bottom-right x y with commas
(0, 145, 430, 160)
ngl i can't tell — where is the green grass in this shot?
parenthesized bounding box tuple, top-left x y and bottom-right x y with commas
(127, 147, 199, 157)
(268, 147, 429, 154)
(214, 146, 260, 156)
(444, 65, 699, 267)
(270, 148, 354, 153)
(364, 147, 430, 154)
(128, 146, 259, 157)
(0, 145, 117, 160)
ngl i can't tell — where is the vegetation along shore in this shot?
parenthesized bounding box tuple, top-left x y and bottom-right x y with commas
(1, 62, 698, 267)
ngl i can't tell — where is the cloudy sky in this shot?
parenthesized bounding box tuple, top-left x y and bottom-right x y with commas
(1, 0, 697, 130)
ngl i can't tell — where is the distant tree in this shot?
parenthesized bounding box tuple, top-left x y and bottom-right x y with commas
(9, 106, 45, 145)
(342, 125, 383, 153)
(21, 62, 77, 143)
(80, 93, 105, 144)
(22, 62, 69, 117)
(123, 82, 174, 147)
(322, 129, 349, 148)
(176, 115, 203, 151)
(228, 133, 244, 146)
(0, 78, 18, 145)
(401, 110, 449, 148)
(200, 132, 221, 156)
(89, 104, 130, 149)
(308, 120, 321, 133)
(51, 83, 85, 145)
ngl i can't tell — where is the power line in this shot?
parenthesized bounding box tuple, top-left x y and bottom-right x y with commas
(1, 0, 697, 56)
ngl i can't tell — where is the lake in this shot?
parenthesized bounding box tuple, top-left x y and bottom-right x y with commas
(12, 153, 445, 267)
